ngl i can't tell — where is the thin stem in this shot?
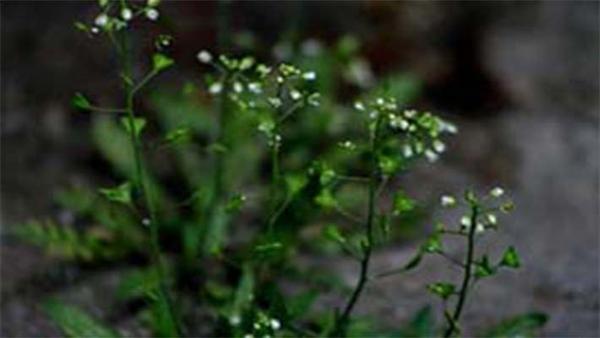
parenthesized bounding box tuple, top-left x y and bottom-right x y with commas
(86, 105, 127, 114)
(119, 31, 182, 337)
(336, 175, 370, 183)
(332, 121, 380, 337)
(443, 205, 479, 338)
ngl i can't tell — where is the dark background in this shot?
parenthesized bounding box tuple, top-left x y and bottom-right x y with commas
(1, 1, 598, 337)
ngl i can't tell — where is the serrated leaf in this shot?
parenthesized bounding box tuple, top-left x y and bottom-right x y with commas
(44, 300, 121, 338)
(120, 117, 147, 137)
(99, 182, 132, 205)
(152, 53, 174, 71)
(500, 246, 521, 268)
(483, 312, 548, 338)
(72, 92, 91, 110)
(427, 282, 455, 300)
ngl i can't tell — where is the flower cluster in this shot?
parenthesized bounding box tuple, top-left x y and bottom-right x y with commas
(76, 0, 160, 36)
(196, 50, 320, 148)
(354, 97, 457, 164)
(439, 186, 514, 235)
(234, 312, 281, 338)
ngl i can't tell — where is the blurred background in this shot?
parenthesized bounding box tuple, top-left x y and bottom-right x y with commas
(1, 1, 598, 337)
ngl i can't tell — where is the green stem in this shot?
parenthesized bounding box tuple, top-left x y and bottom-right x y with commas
(119, 32, 182, 337)
(443, 205, 479, 338)
(332, 122, 380, 337)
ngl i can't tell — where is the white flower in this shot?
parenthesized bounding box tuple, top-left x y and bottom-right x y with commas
(276, 76, 284, 84)
(268, 97, 282, 108)
(142, 218, 151, 226)
(399, 119, 409, 130)
(441, 121, 458, 134)
(95, 14, 109, 27)
(302, 71, 316, 81)
(476, 223, 485, 233)
(270, 319, 281, 330)
(247, 82, 262, 94)
(233, 82, 243, 93)
(403, 144, 413, 158)
(340, 140, 355, 150)
(290, 90, 302, 101)
(209, 82, 223, 95)
(243, 335, 254, 338)
(146, 8, 159, 21)
(490, 187, 504, 198)
(196, 50, 212, 64)
(229, 315, 241, 326)
(486, 213, 497, 225)
(369, 111, 378, 120)
(354, 101, 365, 111)
(441, 195, 456, 207)
(121, 8, 133, 21)
(376, 97, 384, 105)
(461, 216, 471, 227)
(91, 27, 100, 34)
(425, 149, 439, 162)
(433, 140, 446, 153)
(403, 109, 417, 118)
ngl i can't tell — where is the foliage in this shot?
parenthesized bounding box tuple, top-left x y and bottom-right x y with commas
(14, 1, 547, 337)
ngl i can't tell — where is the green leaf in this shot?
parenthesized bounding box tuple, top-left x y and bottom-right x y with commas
(99, 182, 132, 205)
(98, 0, 109, 7)
(72, 92, 91, 110)
(206, 142, 228, 154)
(500, 246, 521, 268)
(120, 117, 147, 137)
(323, 224, 346, 244)
(285, 174, 307, 196)
(421, 233, 443, 253)
(231, 264, 254, 317)
(164, 127, 192, 145)
(315, 189, 337, 209)
(116, 269, 161, 301)
(483, 312, 548, 338)
(152, 53, 174, 71)
(286, 290, 318, 320)
(475, 255, 496, 278)
(403, 251, 424, 271)
(225, 193, 246, 214)
(378, 155, 399, 175)
(44, 300, 121, 338)
(396, 306, 435, 338)
(427, 282, 455, 300)
(392, 190, 415, 216)
(74, 21, 89, 33)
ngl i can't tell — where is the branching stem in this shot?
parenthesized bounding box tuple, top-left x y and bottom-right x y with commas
(443, 204, 479, 338)
(332, 120, 381, 337)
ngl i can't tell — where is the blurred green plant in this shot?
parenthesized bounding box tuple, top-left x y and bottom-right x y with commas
(14, 0, 546, 337)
